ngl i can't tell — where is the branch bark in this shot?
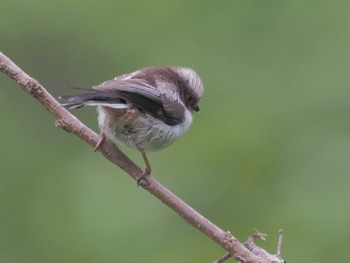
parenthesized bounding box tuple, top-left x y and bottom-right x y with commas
(0, 52, 284, 263)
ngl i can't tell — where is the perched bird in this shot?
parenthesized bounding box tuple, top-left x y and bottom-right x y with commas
(59, 66, 204, 183)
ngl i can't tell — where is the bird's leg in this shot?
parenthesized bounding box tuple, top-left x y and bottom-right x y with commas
(137, 150, 151, 185)
(94, 132, 105, 152)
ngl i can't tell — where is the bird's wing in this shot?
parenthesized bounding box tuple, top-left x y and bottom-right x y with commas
(94, 78, 185, 126)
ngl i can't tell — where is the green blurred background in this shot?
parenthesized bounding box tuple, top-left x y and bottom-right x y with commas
(1, 1, 350, 262)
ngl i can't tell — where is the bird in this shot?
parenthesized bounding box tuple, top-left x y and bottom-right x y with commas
(59, 66, 204, 183)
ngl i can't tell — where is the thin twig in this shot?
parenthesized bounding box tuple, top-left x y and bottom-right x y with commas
(276, 230, 284, 257)
(213, 252, 231, 263)
(0, 52, 284, 263)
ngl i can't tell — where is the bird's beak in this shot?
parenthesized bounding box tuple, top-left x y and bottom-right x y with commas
(192, 105, 200, 112)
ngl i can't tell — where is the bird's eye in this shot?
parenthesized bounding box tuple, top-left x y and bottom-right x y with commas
(187, 96, 193, 103)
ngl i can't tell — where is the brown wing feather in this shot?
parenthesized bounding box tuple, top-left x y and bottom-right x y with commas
(94, 78, 185, 126)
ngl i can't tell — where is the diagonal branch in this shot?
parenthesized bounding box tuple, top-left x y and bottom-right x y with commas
(0, 52, 284, 263)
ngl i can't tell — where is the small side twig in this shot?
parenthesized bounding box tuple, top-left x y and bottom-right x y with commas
(276, 230, 284, 258)
(214, 230, 286, 263)
(213, 252, 232, 263)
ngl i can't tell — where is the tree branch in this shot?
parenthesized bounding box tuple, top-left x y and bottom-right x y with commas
(0, 52, 285, 263)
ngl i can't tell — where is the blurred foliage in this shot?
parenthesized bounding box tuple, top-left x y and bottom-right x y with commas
(1, 1, 350, 262)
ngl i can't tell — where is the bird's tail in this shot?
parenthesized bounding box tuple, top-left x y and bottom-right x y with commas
(59, 92, 128, 109)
